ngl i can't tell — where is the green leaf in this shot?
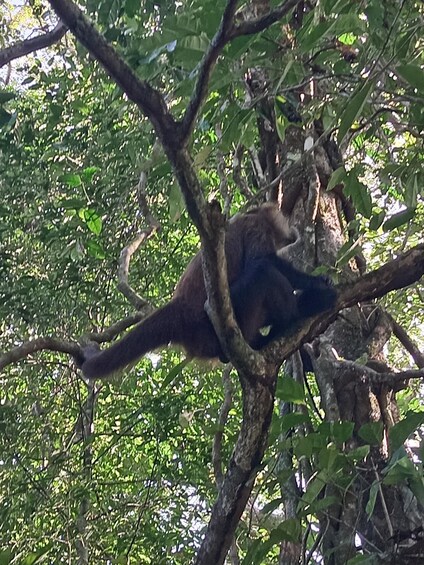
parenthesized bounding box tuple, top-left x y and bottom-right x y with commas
(276, 375, 305, 404)
(139, 40, 177, 65)
(0, 108, 12, 127)
(21, 544, 52, 565)
(59, 173, 82, 187)
(81, 166, 99, 183)
(383, 456, 416, 485)
(344, 176, 372, 218)
(336, 239, 362, 267)
(389, 411, 424, 451)
(160, 359, 189, 390)
(0, 91, 16, 104)
(366, 480, 379, 518)
(409, 476, 424, 507)
(299, 19, 337, 51)
(0, 549, 12, 565)
(275, 113, 289, 142)
(85, 239, 106, 259)
(337, 80, 374, 143)
(331, 421, 355, 444)
(346, 445, 370, 461)
(298, 470, 328, 512)
(169, 182, 185, 222)
(80, 208, 102, 235)
(269, 518, 301, 543)
(262, 497, 284, 515)
(280, 412, 310, 433)
(358, 422, 384, 445)
(193, 145, 212, 168)
(124, 0, 139, 17)
(369, 210, 385, 231)
(382, 207, 415, 231)
(327, 166, 347, 191)
(396, 64, 424, 93)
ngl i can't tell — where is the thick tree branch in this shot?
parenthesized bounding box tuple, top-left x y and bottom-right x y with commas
(0, 22, 67, 68)
(195, 370, 277, 565)
(47, 0, 177, 141)
(267, 243, 424, 363)
(0, 337, 80, 371)
(330, 358, 424, 386)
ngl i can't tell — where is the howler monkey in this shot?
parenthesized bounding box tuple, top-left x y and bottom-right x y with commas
(79, 204, 336, 379)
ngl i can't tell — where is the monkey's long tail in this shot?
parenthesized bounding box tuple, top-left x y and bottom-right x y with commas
(81, 300, 182, 379)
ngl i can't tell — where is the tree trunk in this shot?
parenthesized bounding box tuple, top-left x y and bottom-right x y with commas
(271, 120, 424, 564)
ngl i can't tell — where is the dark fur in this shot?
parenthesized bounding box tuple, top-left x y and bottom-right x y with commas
(79, 204, 336, 378)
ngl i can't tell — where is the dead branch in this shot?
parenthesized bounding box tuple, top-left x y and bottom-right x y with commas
(388, 313, 424, 369)
(330, 357, 424, 386)
(117, 170, 160, 308)
(117, 229, 157, 309)
(0, 22, 67, 68)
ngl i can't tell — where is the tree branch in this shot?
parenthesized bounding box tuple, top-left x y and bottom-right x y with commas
(331, 358, 424, 386)
(0, 337, 80, 371)
(180, 0, 239, 140)
(180, 0, 303, 141)
(267, 243, 424, 363)
(388, 313, 424, 369)
(47, 0, 177, 141)
(230, 0, 303, 38)
(0, 22, 68, 68)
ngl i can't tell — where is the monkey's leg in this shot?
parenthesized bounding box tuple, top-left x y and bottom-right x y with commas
(230, 259, 298, 348)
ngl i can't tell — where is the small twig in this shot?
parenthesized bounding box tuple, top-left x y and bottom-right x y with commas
(371, 459, 394, 538)
(232, 145, 254, 199)
(248, 145, 267, 189)
(83, 313, 150, 343)
(215, 126, 232, 215)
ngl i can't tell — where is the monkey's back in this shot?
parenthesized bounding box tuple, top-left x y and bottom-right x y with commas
(173, 204, 289, 310)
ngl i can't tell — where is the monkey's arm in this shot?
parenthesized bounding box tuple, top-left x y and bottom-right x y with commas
(268, 255, 332, 290)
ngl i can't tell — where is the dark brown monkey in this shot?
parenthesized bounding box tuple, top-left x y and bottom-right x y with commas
(79, 204, 336, 378)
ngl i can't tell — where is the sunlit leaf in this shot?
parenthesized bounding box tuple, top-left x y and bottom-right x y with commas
(337, 80, 374, 143)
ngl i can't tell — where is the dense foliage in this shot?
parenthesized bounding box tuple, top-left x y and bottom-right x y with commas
(1, 1, 423, 563)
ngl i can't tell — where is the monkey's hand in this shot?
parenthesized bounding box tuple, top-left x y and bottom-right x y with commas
(314, 274, 334, 289)
(74, 343, 101, 371)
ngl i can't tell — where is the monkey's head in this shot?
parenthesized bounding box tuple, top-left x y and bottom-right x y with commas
(256, 203, 298, 250)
